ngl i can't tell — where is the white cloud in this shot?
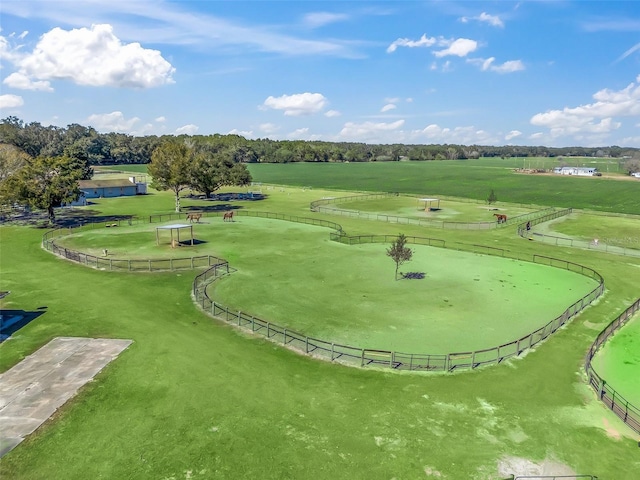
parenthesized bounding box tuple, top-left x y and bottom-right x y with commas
(387, 34, 438, 53)
(18, 31, 29, 40)
(175, 124, 199, 135)
(410, 124, 497, 144)
(469, 57, 525, 73)
(381, 104, 397, 113)
(615, 42, 640, 63)
(434, 38, 478, 58)
(338, 119, 405, 141)
(3, 72, 53, 91)
(325, 110, 341, 117)
(461, 12, 504, 28)
(259, 123, 279, 134)
(0, 1, 360, 58)
(155, 116, 166, 122)
(228, 128, 253, 137)
(530, 76, 640, 139)
(0, 94, 24, 109)
(505, 130, 522, 141)
(303, 12, 349, 28)
(86, 111, 141, 133)
(10, 24, 175, 89)
(287, 127, 309, 139)
(262, 92, 327, 116)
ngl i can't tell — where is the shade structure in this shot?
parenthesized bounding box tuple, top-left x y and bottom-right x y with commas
(156, 223, 194, 247)
(418, 198, 440, 211)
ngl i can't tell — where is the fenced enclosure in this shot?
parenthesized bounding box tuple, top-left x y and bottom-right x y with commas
(517, 209, 640, 259)
(43, 210, 605, 373)
(311, 193, 559, 230)
(584, 298, 640, 434)
(193, 225, 604, 372)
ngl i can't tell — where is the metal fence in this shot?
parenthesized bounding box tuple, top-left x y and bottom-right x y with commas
(193, 228, 604, 372)
(509, 476, 598, 480)
(311, 193, 559, 230)
(517, 209, 640, 259)
(584, 298, 640, 434)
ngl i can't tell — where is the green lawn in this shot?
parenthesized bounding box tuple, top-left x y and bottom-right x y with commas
(541, 213, 640, 250)
(56, 217, 597, 352)
(592, 313, 640, 404)
(1, 171, 639, 479)
(334, 195, 538, 222)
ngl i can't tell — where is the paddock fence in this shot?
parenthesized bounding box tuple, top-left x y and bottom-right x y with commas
(509, 475, 598, 480)
(517, 209, 640, 258)
(193, 226, 604, 372)
(584, 298, 640, 434)
(41, 210, 342, 272)
(311, 193, 560, 230)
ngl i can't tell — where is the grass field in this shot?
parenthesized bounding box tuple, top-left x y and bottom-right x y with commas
(333, 195, 538, 223)
(591, 313, 640, 403)
(55, 217, 597, 352)
(1, 166, 639, 479)
(247, 161, 640, 214)
(540, 213, 640, 250)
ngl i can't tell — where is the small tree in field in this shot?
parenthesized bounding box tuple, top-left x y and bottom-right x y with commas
(487, 189, 498, 205)
(386, 233, 413, 280)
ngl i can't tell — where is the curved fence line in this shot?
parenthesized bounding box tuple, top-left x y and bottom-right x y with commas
(42, 210, 342, 271)
(584, 298, 640, 434)
(516, 209, 640, 259)
(41, 210, 606, 374)
(310, 193, 559, 230)
(193, 224, 604, 372)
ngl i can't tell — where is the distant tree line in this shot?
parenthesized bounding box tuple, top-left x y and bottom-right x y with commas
(2, 116, 640, 167)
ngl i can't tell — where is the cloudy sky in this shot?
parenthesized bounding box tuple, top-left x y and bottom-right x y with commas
(1, 1, 639, 147)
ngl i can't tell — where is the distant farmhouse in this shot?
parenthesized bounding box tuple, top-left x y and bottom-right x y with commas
(72, 177, 147, 206)
(553, 166, 601, 176)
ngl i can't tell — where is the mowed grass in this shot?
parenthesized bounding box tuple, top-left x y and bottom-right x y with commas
(56, 217, 598, 352)
(336, 195, 538, 222)
(1, 172, 640, 479)
(591, 313, 640, 404)
(540, 213, 640, 250)
(247, 161, 640, 214)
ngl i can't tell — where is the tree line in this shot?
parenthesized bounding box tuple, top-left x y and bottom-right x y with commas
(2, 116, 640, 167)
(0, 134, 252, 222)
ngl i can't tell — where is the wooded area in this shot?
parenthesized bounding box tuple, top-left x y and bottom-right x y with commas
(2, 116, 639, 166)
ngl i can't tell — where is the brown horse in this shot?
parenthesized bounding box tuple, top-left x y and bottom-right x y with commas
(186, 212, 202, 223)
(493, 213, 507, 224)
(223, 211, 234, 222)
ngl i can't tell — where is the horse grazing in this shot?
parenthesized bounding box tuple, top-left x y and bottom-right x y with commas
(493, 213, 507, 224)
(223, 211, 234, 222)
(186, 212, 202, 223)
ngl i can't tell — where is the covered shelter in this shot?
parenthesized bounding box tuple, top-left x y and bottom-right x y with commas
(156, 223, 194, 248)
(418, 197, 441, 211)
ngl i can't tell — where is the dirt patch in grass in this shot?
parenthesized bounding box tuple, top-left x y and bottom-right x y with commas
(497, 456, 575, 477)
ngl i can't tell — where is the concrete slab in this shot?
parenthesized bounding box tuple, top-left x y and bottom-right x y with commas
(0, 337, 132, 458)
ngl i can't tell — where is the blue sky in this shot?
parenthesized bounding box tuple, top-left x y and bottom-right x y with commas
(1, 1, 639, 147)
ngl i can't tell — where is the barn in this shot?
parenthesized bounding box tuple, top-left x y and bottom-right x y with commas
(79, 177, 147, 199)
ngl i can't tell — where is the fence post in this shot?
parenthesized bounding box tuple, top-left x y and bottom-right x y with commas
(148, 259, 152, 272)
(238, 311, 241, 326)
(331, 343, 335, 361)
(252, 317, 256, 332)
(128, 259, 131, 271)
(283, 329, 287, 344)
(267, 322, 270, 337)
(306, 336, 309, 353)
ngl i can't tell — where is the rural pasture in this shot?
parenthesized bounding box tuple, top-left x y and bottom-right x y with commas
(1, 160, 639, 479)
(54, 216, 598, 353)
(330, 194, 537, 223)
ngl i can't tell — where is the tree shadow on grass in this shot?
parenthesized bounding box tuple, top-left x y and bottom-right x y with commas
(401, 272, 425, 280)
(1, 208, 135, 229)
